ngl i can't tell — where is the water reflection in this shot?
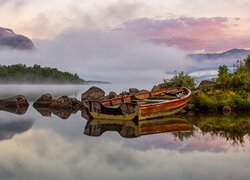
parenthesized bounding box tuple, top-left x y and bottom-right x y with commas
(84, 116, 193, 138)
(186, 114, 250, 145)
(0, 106, 28, 115)
(0, 117, 34, 141)
(34, 107, 78, 119)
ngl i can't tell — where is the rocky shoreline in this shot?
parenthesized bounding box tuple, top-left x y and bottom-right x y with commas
(0, 85, 240, 118)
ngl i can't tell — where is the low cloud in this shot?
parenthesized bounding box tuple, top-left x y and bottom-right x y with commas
(0, 30, 195, 85)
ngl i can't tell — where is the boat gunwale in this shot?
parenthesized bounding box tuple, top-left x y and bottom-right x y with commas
(100, 87, 192, 107)
(140, 87, 191, 108)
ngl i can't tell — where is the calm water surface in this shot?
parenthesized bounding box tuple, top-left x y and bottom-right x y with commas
(0, 84, 250, 180)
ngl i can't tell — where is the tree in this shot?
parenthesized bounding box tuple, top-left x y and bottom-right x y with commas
(216, 65, 230, 89)
(162, 72, 196, 90)
(244, 55, 250, 68)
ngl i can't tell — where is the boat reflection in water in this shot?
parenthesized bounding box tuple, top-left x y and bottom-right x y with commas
(84, 116, 193, 138)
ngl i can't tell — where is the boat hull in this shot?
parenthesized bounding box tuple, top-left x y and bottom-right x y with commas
(86, 87, 191, 120)
(139, 95, 190, 120)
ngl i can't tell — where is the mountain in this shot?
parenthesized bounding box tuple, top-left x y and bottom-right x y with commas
(0, 27, 35, 50)
(188, 49, 250, 61)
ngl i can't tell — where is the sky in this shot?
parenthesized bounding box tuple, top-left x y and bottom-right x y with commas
(1, 0, 250, 83)
(1, 0, 250, 52)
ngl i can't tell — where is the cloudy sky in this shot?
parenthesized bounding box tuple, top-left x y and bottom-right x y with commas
(1, 0, 250, 83)
(1, 0, 250, 52)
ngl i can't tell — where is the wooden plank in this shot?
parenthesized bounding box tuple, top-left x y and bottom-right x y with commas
(132, 99, 166, 103)
(150, 95, 177, 99)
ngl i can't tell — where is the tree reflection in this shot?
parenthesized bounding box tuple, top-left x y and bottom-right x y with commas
(186, 114, 250, 145)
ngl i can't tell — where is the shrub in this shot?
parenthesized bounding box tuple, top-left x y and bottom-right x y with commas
(162, 72, 196, 90)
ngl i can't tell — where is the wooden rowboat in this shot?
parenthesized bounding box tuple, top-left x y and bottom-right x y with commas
(85, 87, 191, 120)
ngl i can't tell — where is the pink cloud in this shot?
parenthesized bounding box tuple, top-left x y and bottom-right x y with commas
(119, 17, 250, 52)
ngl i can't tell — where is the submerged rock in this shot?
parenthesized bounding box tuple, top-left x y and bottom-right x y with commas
(81, 86, 105, 101)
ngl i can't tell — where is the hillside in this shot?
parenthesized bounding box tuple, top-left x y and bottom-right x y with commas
(0, 64, 85, 84)
(188, 49, 250, 61)
(0, 27, 35, 50)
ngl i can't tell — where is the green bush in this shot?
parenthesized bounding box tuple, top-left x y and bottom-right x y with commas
(233, 96, 250, 110)
(162, 72, 195, 90)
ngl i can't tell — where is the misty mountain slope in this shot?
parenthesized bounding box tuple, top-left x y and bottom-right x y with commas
(0, 27, 35, 50)
(188, 49, 250, 61)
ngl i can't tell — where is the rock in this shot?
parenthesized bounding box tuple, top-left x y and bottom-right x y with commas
(139, 89, 149, 93)
(104, 91, 118, 99)
(119, 91, 130, 96)
(34, 108, 52, 117)
(223, 106, 231, 112)
(0, 95, 29, 115)
(129, 88, 139, 95)
(81, 86, 105, 101)
(33, 95, 82, 117)
(52, 96, 81, 109)
(0, 27, 35, 50)
(52, 109, 75, 119)
(70, 98, 82, 109)
(197, 80, 215, 89)
(179, 109, 187, 114)
(33, 94, 53, 108)
(151, 83, 165, 91)
(151, 85, 161, 91)
(186, 104, 196, 111)
(0, 95, 29, 108)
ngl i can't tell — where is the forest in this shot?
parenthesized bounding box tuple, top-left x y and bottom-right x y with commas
(0, 64, 85, 84)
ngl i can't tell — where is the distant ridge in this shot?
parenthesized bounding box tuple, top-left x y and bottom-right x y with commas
(188, 49, 250, 61)
(0, 27, 35, 50)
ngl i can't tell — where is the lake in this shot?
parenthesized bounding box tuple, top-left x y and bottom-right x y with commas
(0, 84, 250, 180)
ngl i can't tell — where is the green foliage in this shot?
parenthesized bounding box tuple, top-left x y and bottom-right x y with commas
(195, 90, 235, 109)
(194, 55, 250, 110)
(215, 56, 250, 94)
(244, 55, 250, 68)
(0, 64, 85, 84)
(233, 96, 250, 111)
(216, 65, 230, 89)
(162, 72, 195, 90)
